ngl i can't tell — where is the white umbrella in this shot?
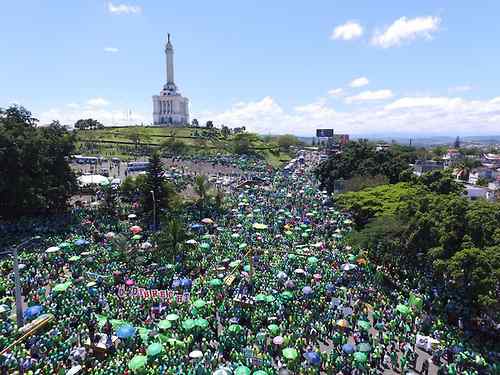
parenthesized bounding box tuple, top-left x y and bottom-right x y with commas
(185, 239, 198, 245)
(105, 232, 115, 239)
(66, 365, 82, 375)
(189, 350, 203, 359)
(141, 242, 152, 250)
(128, 214, 137, 219)
(77, 175, 108, 186)
(46, 246, 60, 254)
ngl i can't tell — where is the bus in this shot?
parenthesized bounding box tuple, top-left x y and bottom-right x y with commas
(72, 155, 99, 164)
(127, 161, 150, 172)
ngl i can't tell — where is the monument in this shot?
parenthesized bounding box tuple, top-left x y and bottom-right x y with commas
(152, 34, 190, 126)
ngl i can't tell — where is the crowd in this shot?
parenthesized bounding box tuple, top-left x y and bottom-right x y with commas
(0, 153, 497, 374)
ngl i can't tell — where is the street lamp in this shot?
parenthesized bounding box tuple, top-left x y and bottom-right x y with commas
(150, 190, 156, 231)
(11, 236, 41, 328)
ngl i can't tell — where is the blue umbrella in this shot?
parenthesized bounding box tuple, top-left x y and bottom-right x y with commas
(116, 325, 136, 339)
(74, 239, 89, 247)
(342, 343, 355, 354)
(190, 224, 204, 232)
(24, 305, 42, 319)
(171, 279, 181, 289)
(304, 351, 321, 366)
(180, 278, 192, 289)
(302, 286, 313, 296)
(325, 283, 336, 293)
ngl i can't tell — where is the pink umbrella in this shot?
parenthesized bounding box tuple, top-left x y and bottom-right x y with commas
(313, 274, 322, 281)
(125, 279, 135, 286)
(273, 336, 284, 345)
(129, 225, 142, 234)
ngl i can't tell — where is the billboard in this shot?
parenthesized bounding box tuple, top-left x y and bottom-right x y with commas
(333, 134, 350, 145)
(316, 129, 334, 138)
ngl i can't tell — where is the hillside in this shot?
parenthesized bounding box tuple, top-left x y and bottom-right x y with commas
(75, 126, 291, 166)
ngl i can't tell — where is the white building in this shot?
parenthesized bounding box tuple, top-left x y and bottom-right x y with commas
(152, 34, 189, 126)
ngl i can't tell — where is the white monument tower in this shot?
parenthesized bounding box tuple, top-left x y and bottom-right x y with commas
(152, 34, 189, 126)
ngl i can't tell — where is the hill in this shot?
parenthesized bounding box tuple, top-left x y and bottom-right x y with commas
(74, 126, 291, 167)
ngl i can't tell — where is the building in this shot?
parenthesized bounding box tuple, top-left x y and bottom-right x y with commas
(413, 160, 444, 176)
(152, 34, 189, 126)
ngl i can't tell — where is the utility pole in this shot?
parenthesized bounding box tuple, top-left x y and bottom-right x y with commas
(12, 237, 40, 328)
(150, 190, 156, 231)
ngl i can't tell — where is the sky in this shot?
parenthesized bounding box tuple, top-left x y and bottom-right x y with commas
(1, 0, 500, 136)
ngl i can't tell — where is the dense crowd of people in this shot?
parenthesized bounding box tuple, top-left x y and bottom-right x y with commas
(0, 153, 497, 374)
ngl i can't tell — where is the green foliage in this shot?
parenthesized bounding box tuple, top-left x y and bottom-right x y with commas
(74, 118, 104, 130)
(275, 134, 302, 152)
(0, 106, 77, 218)
(338, 179, 500, 318)
(161, 137, 187, 155)
(315, 140, 414, 193)
(156, 218, 187, 263)
(419, 170, 464, 194)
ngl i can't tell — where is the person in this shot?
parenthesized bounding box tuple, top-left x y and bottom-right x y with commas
(421, 356, 430, 375)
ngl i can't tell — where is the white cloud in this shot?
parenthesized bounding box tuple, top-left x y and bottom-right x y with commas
(331, 21, 363, 41)
(372, 16, 441, 48)
(192, 94, 500, 136)
(327, 88, 344, 97)
(104, 47, 119, 53)
(66, 103, 79, 109)
(349, 77, 369, 88)
(108, 2, 142, 14)
(87, 97, 110, 107)
(38, 106, 147, 127)
(345, 89, 394, 103)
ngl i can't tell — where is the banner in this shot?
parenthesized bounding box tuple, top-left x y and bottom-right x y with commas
(117, 285, 190, 303)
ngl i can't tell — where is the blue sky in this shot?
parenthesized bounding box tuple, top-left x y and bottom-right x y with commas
(1, 0, 499, 136)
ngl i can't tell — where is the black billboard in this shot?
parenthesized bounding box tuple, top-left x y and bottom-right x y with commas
(316, 129, 334, 138)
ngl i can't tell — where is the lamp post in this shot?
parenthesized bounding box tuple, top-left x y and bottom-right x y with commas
(12, 236, 40, 328)
(150, 190, 156, 231)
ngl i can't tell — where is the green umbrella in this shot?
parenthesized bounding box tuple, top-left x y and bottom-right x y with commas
(307, 256, 319, 265)
(253, 223, 268, 230)
(255, 294, 267, 303)
(53, 281, 72, 293)
(128, 355, 147, 371)
(396, 304, 411, 315)
(234, 366, 251, 375)
(132, 234, 142, 240)
(267, 324, 280, 336)
(195, 318, 209, 329)
(357, 320, 371, 331)
(282, 347, 299, 360)
(166, 313, 179, 321)
(228, 324, 242, 334)
(213, 369, 232, 375)
(284, 231, 293, 236)
(287, 254, 297, 260)
(253, 371, 267, 375)
(280, 291, 293, 301)
(348, 254, 357, 263)
(68, 255, 81, 262)
(209, 278, 223, 288)
(182, 319, 196, 331)
(265, 295, 275, 303)
(193, 299, 206, 309)
(147, 342, 163, 357)
(158, 320, 172, 330)
(200, 243, 211, 250)
(238, 243, 247, 250)
(353, 352, 368, 363)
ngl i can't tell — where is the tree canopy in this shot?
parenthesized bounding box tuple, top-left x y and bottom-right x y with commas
(0, 106, 77, 218)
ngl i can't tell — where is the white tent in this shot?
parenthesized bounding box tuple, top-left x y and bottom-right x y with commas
(77, 175, 108, 186)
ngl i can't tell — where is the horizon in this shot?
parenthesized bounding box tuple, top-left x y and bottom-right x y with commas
(1, 1, 500, 136)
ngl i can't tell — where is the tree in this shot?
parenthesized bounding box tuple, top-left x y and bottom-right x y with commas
(206, 120, 214, 129)
(193, 175, 212, 214)
(161, 137, 187, 155)
(191, 118, 199, 127)
(276, 134, 301, 152)
(476, 177, 489, 187)
(221, 125, 231, 138)
(156, 218, 187, 263)
(74, 118, 104, 130)
(0, 105, 77, 217)
(143, 152, 166, 225)
(454, 136, 461, 149)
